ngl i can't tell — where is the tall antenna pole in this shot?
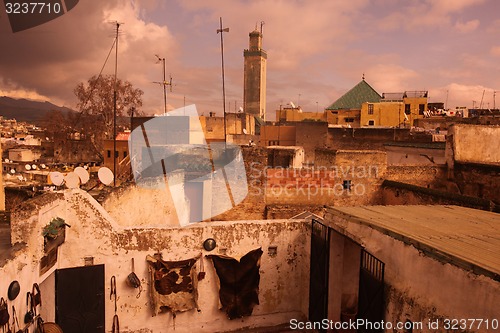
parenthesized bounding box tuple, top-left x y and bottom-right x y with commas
(113, 22, 120, 187)
(155, 55, 167, 115)
(493, 91, 496, 110)
(217, 17, 229, 143)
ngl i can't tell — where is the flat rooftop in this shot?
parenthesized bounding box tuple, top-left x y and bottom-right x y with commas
(327, 205, 500, 281)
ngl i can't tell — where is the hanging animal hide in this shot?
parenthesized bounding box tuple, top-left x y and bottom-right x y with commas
(207, 248, 263, 320)
(146, 254, 200, 316)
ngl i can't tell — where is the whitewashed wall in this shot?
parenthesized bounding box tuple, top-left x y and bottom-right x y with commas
(2, 189, 311, 333)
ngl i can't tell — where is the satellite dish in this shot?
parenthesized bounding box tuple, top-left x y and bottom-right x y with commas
(40, 164, 46, 169)
(83, 165, 88, 170)
(31, 164, 37, 170)
(46, 137, 50, 141)
(290, 101, 296, 108)
(17, 175, 23, 181)
(65, 172, 80, 189)
(238, 107, 243, 112)
(25, 164, 31, 171)
(10, 169, 15, 174)
(4, 159, 8, 163)
(243, 128, 248, 134)
(49, 171, 64, 186)
(98, 167, 114, 186)
(74, 166, 90, 184)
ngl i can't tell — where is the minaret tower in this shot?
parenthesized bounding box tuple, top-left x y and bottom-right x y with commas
(243, 25, 267, 119)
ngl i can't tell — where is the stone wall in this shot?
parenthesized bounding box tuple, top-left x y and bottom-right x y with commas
(452, 162, 500, 204)
(385, 165, 447, 187)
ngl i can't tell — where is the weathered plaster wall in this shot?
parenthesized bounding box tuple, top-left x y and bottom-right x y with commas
(448, 125, 500, 165)
(101, 179, 185, 227)
(325, 210, 500, 333)
(2, 190, 311, 333)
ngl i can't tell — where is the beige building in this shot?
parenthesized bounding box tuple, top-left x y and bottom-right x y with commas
(360, 91, 428, 127)
(243, 28, 267, 119)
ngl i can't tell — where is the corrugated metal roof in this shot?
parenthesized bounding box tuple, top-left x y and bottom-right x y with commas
(326, 80, 381, 110)
(327, 205, 500, 279)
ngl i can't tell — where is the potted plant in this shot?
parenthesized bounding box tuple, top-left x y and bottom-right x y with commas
(43, 217, 70, 252)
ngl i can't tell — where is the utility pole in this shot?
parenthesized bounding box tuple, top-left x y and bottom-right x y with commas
(494, 91, 497, 110)
(217, 17, 229, 143)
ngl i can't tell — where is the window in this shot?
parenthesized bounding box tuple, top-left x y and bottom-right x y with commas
(368, 120, 375, 126)
(342, 180, 352, 190)
(405, 104, 411, 115)
(123, 151, 128, 158)
(344, 117, 354, 123)
(107, 150, 111, 158)
(368, 104, 374, 115)
(115, 151, 119, 158)
(419, 104, 425, 115)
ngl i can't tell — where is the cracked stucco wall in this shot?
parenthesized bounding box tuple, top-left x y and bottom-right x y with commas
(2, 188, 311, 333)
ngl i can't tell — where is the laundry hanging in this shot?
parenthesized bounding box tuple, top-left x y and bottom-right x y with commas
(146, 254, 201, 316)
(207, 248, 263, 320)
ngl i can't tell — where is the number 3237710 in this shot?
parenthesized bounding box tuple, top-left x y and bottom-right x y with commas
(443, 319, 498, 330)
(5, 2, 62, 14)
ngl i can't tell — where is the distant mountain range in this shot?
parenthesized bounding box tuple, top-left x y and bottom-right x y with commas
(0, 96, 74, 124)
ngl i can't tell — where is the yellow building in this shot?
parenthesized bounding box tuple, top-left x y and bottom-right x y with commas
(360, 91, 428, 127)
(325, 79, 381, 127)
(276, 106, 325, 122)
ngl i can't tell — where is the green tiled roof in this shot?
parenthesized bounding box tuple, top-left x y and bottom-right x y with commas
(326, 80, 381, 110)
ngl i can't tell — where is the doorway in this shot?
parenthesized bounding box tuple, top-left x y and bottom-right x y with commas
(55, 264, 105, 332)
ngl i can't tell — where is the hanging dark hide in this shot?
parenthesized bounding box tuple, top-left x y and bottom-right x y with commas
(207, 248, 263, 320)
(146, 255, 200, 316)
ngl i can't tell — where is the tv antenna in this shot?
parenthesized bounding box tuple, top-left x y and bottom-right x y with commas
(153, 55, 174, 114)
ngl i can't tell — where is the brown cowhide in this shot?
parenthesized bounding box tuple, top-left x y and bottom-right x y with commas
(146, 254, 200, 315)
(207, 248, 263, 320)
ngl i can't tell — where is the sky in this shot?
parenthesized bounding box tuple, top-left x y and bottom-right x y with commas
(0, 0, 499, 120)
